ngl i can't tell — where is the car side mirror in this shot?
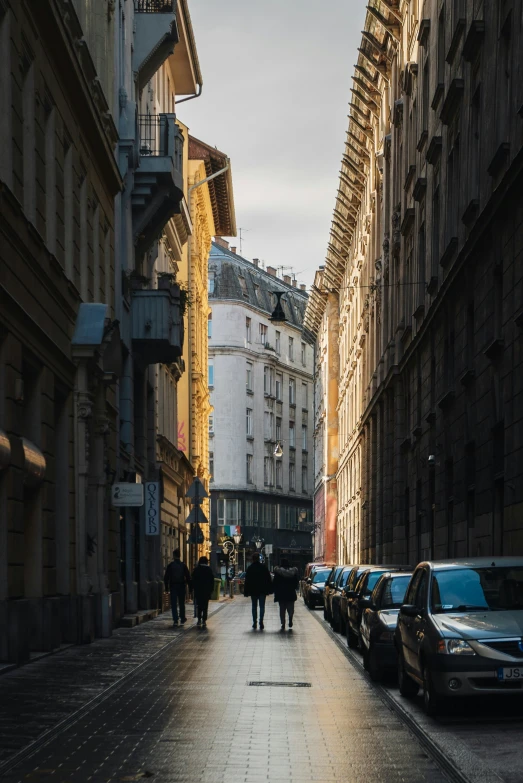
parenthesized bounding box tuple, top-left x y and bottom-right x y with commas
(359, 598, 373, 610)
(344, 589, 356, 599)
(400, 604, 419, 618)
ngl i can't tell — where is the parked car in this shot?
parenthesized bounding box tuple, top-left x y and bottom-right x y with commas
(330, 566, 354, 633)
(360, 571, 412, 681)
(323, 565, 346, 623)
(303, 567, 332, 609)
(395, 558, 523, 716)
(339, 565, 382, 644)
(301, 561, 327, 597)
(344, 565, 410, 648)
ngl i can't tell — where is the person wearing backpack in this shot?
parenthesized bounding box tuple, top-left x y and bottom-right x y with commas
(164, 548, 192, 627)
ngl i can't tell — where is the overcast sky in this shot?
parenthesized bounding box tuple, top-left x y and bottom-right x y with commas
(180, 0, 365, 288)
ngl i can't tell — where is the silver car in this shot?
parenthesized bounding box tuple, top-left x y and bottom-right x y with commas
(395, 558, 523, 715)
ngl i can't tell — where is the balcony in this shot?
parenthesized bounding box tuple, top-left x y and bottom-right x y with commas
(132, 114, 184, 256)
(131, 281, 184, 365)
(133, 0, 179, 92)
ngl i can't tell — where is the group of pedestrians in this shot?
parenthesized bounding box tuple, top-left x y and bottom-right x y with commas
(164, 549, 214, 628)
(164, 548, 300, 631)
(244, 554, 299, 631)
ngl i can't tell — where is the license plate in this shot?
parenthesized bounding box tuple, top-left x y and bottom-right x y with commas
(497, 667, 523, 681)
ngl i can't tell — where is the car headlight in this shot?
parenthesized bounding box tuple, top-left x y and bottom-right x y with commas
(437, 638, 476, 655)
(311, 586, 320, 593)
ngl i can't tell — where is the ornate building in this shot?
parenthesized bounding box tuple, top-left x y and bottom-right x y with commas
(0, 0, 121, 663)
(306, 0, 523, 564)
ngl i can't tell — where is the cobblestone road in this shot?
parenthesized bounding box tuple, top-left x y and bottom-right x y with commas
(0, 600, 448, 783)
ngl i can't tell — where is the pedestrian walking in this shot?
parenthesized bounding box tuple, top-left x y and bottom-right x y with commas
(164, 548, 192, 627)
(191, 556, 215, 628)
(273, 559, 299, 631)
(244, 552, 273, 630)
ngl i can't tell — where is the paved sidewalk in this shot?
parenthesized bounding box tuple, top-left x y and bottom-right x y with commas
(1, 600, 448, 783)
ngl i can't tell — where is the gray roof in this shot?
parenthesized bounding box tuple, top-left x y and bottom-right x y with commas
(208, 243, 308, 329)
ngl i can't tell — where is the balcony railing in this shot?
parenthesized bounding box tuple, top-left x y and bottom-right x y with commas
(138, 114, 183, 171)
(135, 0, 174, 12)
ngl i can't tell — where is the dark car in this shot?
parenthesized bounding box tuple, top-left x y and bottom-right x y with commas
(330, 566, 354, 633)
(303, 567, 332, 609)
(345, 565, 411, 648)
(359, 571, 412, 681)
(395, 557, 523, 716)
(339, 565, 380, 643)
(323, 566, 345, 623)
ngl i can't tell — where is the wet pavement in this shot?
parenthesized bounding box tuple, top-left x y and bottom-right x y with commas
(0, 599, 448, 783)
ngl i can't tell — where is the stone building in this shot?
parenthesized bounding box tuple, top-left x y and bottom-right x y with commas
(208, 242, 314, 572)
(0, 0, 121, 663)
(306, 0, 523, 565)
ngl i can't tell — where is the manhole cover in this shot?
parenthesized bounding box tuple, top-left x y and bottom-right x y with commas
(248, 681, 311, 687)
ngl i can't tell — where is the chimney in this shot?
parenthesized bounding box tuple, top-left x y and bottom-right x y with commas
(292, 279, 297, 287)
(283, 275, 291, 285)
(266, 266, 277, 276)
(252, 258, 259, 267)
(230, 246, 237, 254)
(300, 284, 306, 291)
(214, 237, 229, 249)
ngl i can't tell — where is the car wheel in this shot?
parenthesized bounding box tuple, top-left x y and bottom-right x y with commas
(423, 665, 443, 716)
(340, 615, 346, 635)
(367, 644, 383, 682)
(347, 626, 359, 649)
(323, 607, 328, 621)
(331, 611, 340, 632)
(397, 649, 419, 697)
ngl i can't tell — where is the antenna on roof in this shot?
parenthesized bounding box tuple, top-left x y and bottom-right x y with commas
(238, 227, 249, 255)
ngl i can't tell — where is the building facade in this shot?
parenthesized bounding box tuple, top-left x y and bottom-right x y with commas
(0, 0, 121, 663)
(307, 0, 523, 566)
(208, 241, 314, 572)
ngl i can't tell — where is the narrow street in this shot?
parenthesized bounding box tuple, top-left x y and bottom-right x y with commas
(0, 600, 447, 783)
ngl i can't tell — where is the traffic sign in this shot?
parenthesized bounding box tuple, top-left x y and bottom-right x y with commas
(186, 505, 209, 524)
(185, 476, 209, 502)
(188, 524, 204, 544)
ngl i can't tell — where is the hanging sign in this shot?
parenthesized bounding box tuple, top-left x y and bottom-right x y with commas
(111, 483, 144, 507)
(144, 481, 161, 536)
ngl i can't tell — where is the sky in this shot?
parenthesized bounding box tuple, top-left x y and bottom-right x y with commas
(180, 0, 365, 288)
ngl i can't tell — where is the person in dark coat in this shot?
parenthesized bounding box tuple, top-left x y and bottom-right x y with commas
(164, 548, 192, 627)
(273, 558, 299, 630)
(244, 553, 273, 630)
(191, 556, 215, 628)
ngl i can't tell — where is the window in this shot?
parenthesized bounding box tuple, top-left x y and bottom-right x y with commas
(276, 459, 283, 488)
(264, 456, 274, 486)
(289, 421, 296, 448)
(263, 366, 272, 395)
(276, 417, 282, 441)
(288, 336, 294, 361)
(275, 372, 283, 400)
(264, 411, 274, 440)
(238, 276, 248, 296)
(301, 342, 306, 365)
(208, 312, 212, 339)
(302, 382, 308, 409)
(208, 413, 214, 434)
(302, 425, 307, 451)
(246, 361, 253, 391)
(302, 465, 308, 494)
(289, 377, 296, 405)
(253, 284, 260, 303)
(246, 408, 253, 437)
(208, 362, 214, 386)
(217, 498, 241, 527)
(246, 317, 251, 343)
(275, 331, 281, 354)
(209, 452, 214, 481)
(289, 462, 296, 491)
(259, 323, 268, 344)
(246, 454, 253, 484)
(208, 272, 215, 294)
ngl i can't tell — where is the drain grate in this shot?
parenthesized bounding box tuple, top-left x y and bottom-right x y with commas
(248, 681, 311, 688)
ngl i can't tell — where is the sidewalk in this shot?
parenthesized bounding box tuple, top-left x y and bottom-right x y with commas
(0, 599, 448, 782)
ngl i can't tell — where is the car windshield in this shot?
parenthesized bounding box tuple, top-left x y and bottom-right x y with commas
(380, 575, 410, 609)
(431, 567, 523, 613)
(364, 570, 387, 595)
(339, 570, 351, 587)
(312, 569, 331, 583)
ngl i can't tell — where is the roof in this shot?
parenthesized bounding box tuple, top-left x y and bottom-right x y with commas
(208, 242, 308, 329)
(422, 558, 523, 569)
(188, 136, 236, 237)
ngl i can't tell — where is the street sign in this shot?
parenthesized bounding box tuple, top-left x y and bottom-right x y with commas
(185, 476, 209, 501)
(264, 544, 273, 555)
(186, 505, 209, 524)
(188, 524, 204, 544)
(111, 483, 144, 507)
(144, 481, 160, 536)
